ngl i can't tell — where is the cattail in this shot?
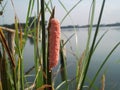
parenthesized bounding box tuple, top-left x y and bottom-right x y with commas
(101, 74, 105, 90)
(48, 18, 60, 70)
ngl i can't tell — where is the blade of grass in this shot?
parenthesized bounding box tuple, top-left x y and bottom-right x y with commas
(61, 32, 75, 58)
(1, 1, 7, 12)
(9, 2, 25, 89)
(0, 28, 15, 67)
(14, 17, 24, 90)
(80, 0, 106, 89)
(33, 15, 43, 88)
(89, 42, 120, 89)
(58, 0, 73, 22)
(45, 1, 52, 14)
(60, 40, 69, 90)
(30, 0, 35, 16)
(0, 48, 16, 90)
(76, 51, 85, 87)
(23, 0, 35, 48)
(58, 0, 80, 55)
(60, 0, 82, 24)
(55, 80, 70, 90)
(16, 58, 21, 90)
(93, 30, 108, 53)
(63, 33, 75, 47)
(76, 0, 96, 89)
(58, 0, 79, 30)
(0, 49, 9, 90)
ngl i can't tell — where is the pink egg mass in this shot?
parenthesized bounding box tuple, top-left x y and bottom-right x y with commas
(48, 18, 61, 70)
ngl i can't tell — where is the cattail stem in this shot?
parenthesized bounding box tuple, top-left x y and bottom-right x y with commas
(47, 27, 52, 90)
(47, 9, 55, 90)
(47, 8, 60, 90)
(41, 0, 47, 85)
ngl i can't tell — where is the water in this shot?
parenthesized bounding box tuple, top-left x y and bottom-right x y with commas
(24, 26, 120, 90)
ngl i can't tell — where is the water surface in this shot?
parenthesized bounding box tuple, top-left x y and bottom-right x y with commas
(24, 26, 120, 90)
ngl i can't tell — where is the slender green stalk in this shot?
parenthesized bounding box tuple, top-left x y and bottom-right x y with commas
(76, 0, 96, 89)
(45, 1, 52, 14)
(47, 32, 52, 90)
(89, 42, 120, 89)
(41, 0, 47, 85)
(0, 28, 16, 90)
(55, 80, 70, 90)
(33, 16, 39, 88)
(15, 17, 24, 90)
(0, 50, 9, 90)
(93, 30, 108, 53)
(60, 40, 69, 90)
(1, 0, 118, 90)
(60, 0, 82, 24)
(36, 0, 43, 88)
(46, 8, 55, 90)
(80, 0, 106, 89)
(24, 0, 35, 48)
(63, 33, 75, 47)
(33, 14, 43, 88)
(16, 57, 21, 90)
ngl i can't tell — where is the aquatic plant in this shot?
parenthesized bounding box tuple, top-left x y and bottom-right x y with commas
(0, 0, 120, 90)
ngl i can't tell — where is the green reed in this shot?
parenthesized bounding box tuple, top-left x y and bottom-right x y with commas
(0, 0, 120, 90)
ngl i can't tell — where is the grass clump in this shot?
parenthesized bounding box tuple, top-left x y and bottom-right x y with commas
(0, 0, 120, 90)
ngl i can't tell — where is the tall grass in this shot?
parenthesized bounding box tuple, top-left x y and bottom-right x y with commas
(0, 0, 120, 90)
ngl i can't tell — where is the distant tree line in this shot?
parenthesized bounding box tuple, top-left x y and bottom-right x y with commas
(1, 16, 47, 29)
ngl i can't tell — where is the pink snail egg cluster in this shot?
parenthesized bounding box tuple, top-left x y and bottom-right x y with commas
(48, 18, 61, 70)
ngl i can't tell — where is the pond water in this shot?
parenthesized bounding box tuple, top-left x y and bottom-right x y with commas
(24, 26, 120, 90)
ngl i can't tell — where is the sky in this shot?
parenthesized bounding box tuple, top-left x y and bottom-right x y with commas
(0, 0, 120, 26)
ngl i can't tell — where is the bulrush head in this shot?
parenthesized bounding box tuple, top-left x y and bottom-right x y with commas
(48, 18, 61, 70)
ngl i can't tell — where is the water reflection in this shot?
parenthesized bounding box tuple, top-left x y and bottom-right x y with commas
(24, 27, 120, 89)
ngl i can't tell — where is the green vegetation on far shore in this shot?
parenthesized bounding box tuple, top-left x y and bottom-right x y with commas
(1, 21, 120, 29)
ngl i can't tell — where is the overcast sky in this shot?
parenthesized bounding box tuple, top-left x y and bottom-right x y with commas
(0, 0, 120, 26)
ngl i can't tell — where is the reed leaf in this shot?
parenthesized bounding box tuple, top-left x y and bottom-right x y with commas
(55, 80, 70, 90)
(33, 15, 43, 88)
(14, 16, 24, 90)
(16, 58, 21, 90)
(0, 28, 15, 67)
(0, 49, 9, 90)
(89, 42, 120, 89)
(60, 40, 69, 90)
(60, 0, 82, 24)
(58, 0, 77, 26)
(23, 0, 35, 48)
(76, 51, 85, 86)
(80, 0, 106, 89)
(76, 0, 96, 89)
(93, 30, 108, 53)
(45, 1, 52, 14)
(63, 33, 75, 47)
